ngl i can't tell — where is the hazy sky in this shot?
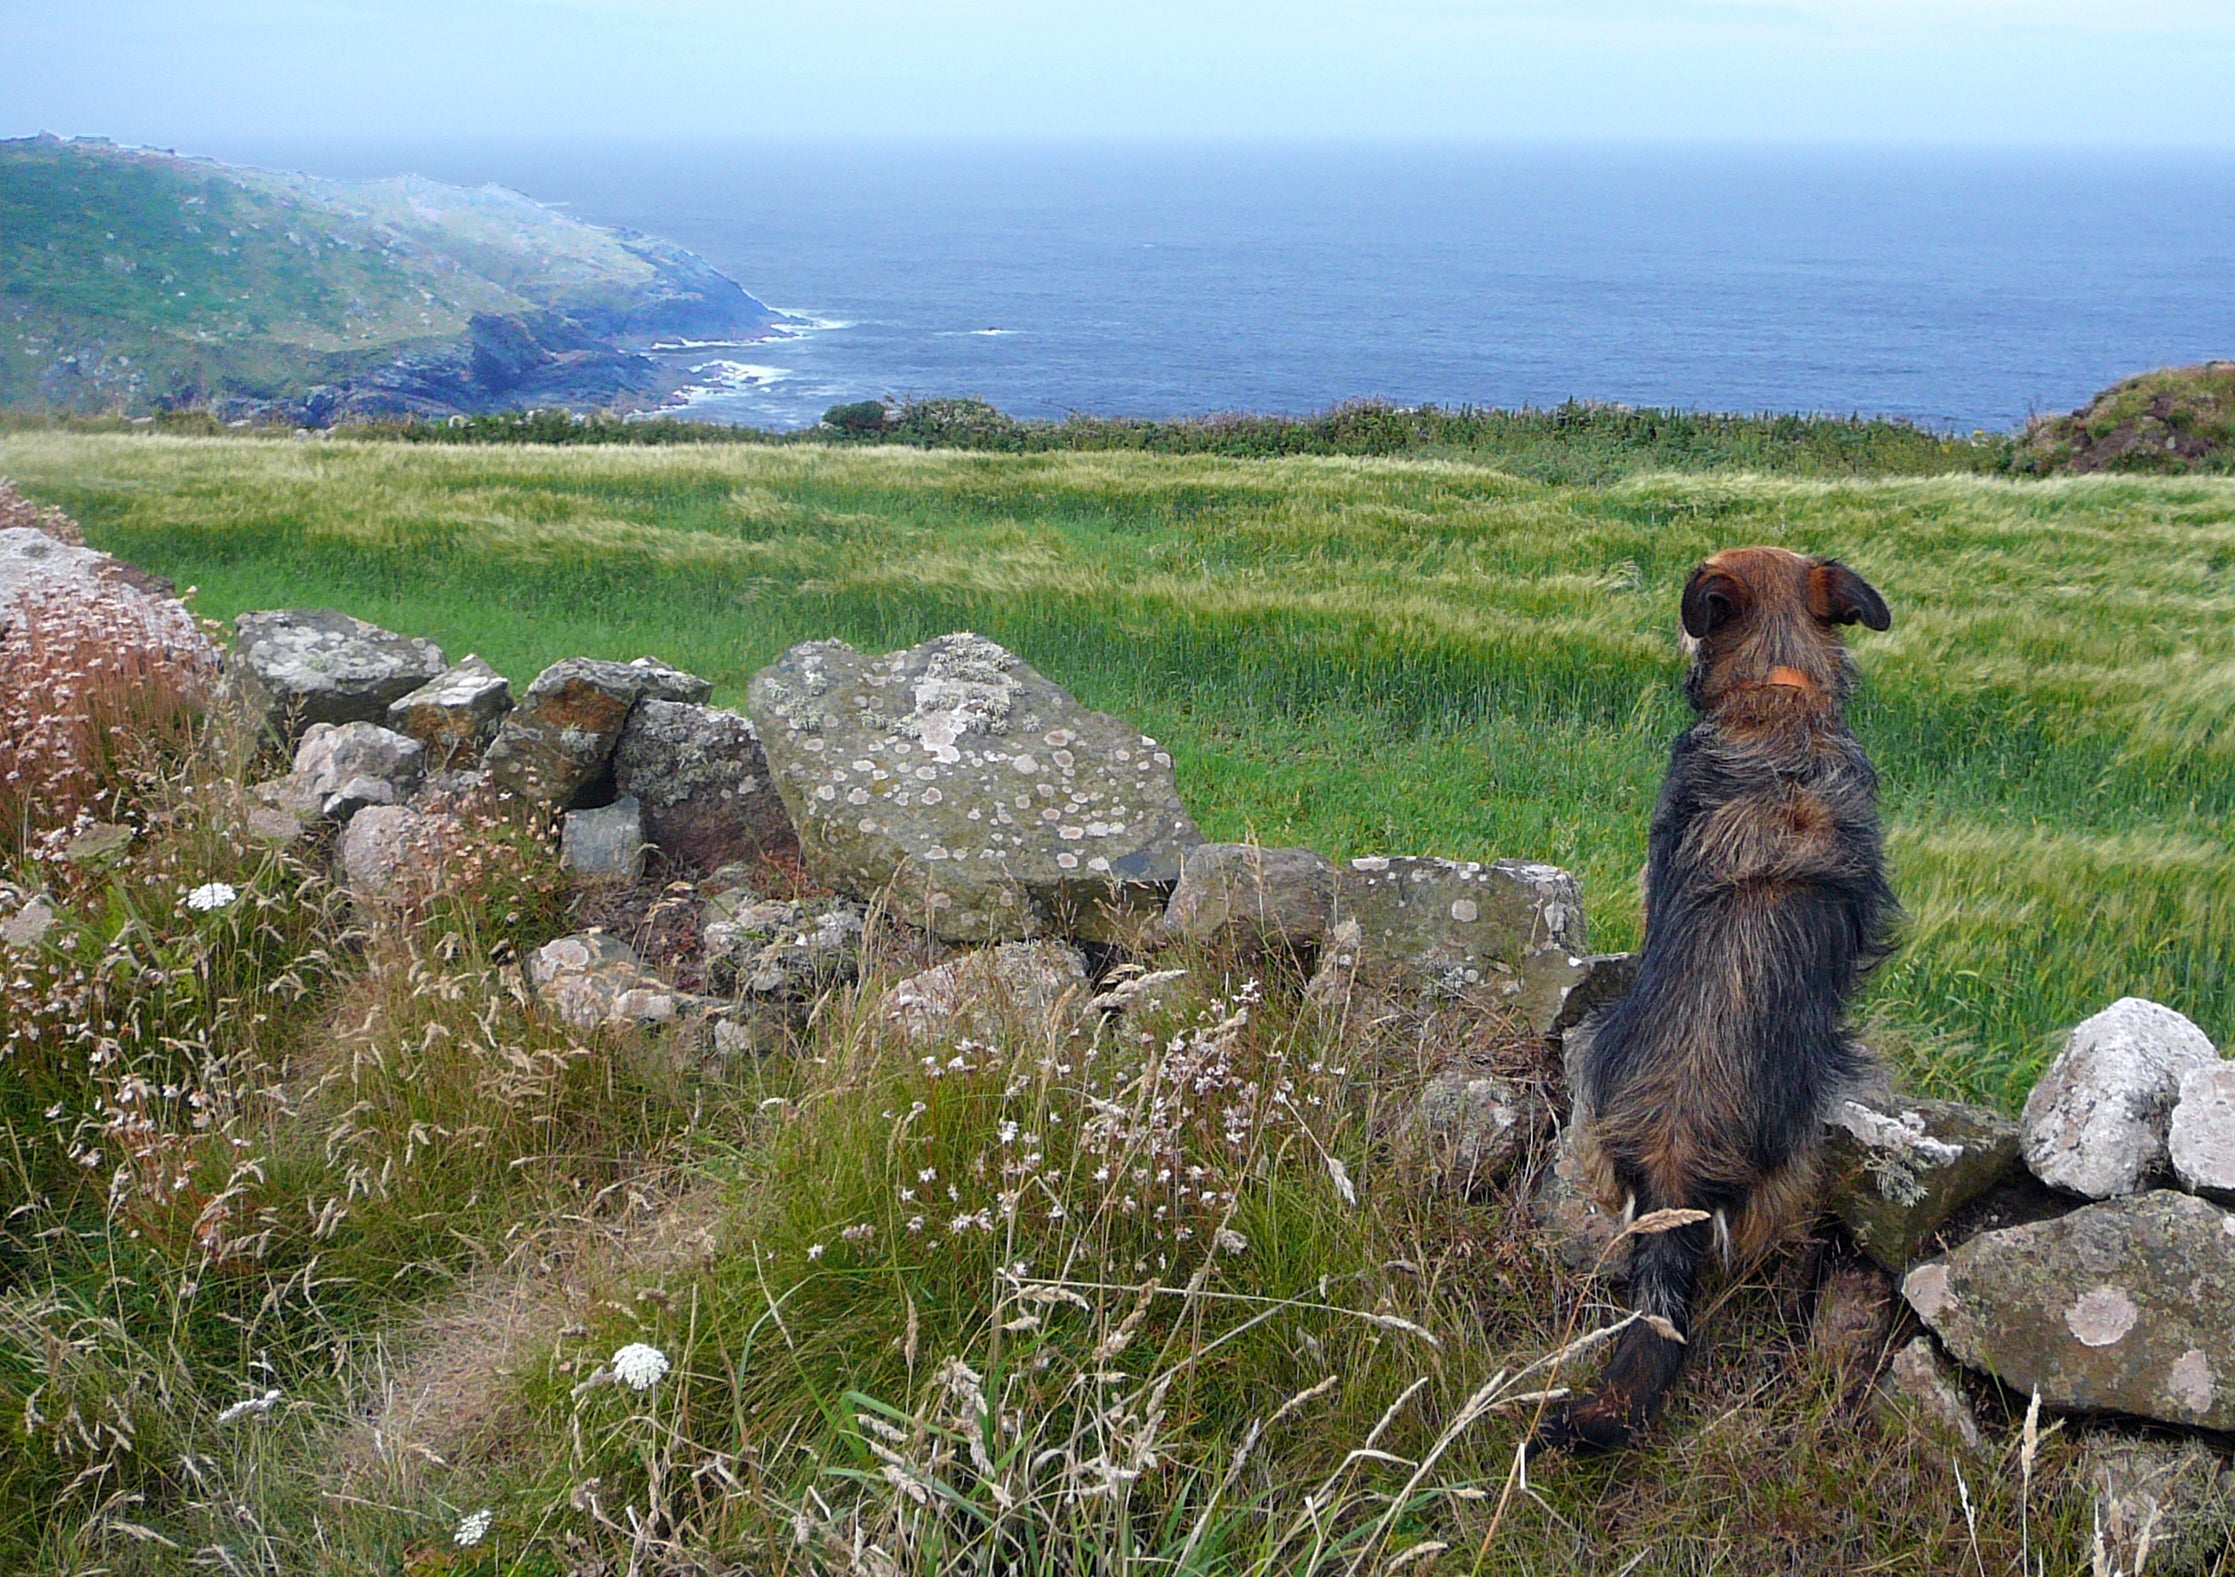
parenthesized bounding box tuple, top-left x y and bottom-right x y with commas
(7, 0, 2234, 148)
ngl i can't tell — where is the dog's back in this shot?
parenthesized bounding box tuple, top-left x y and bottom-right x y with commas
(1539, 547, 1898, 1452)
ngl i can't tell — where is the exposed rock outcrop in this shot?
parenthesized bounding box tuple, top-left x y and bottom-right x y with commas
(748, 634, 1201, 943)
(482, 656, 710, 809)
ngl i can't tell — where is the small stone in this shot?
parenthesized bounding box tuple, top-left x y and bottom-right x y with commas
(1879, 1337, 1984, 1453)
(528, 932, 654, 1032)
(230, 609, 446, 744)
(386, 654, 513, 767)
(483, 656, 711, 809)
(1402, 1067, 1552, 1198)
(886, 942, 1092, 1046)
(1822, 1094, 2023, 1269)
(560, 796, 646, 881)
(2021, 997, 2218, 1198)
(63, 822, 133, 866)
(1809, 1262, 1896, 1388)
(1, 893, 56, 949)
(339, 804, 456, 899)
(293, 720, 425, 816)
(702, 888, 865, 1000)
(711, 1004, 799, 1057)
(2168, 1062, 2235, 1201)
(1531, 1122, 1629, 1277)
(244, 806, 305, 845)
(1902, 1190, 2235, 1431)
(1159, 843, 1337, 955)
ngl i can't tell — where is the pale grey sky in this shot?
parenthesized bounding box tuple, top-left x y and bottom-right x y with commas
(7, 0, 2234, 147)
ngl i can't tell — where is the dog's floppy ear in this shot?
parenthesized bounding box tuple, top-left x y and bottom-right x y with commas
(1807, 560, 1891, 631)
(1680, 565, 1748, 639)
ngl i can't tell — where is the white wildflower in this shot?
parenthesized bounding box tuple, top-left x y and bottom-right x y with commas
(611, 1342, 671, 1391)
(1215, 1228, 1248, 1255)
(454, 1508, 494, 1547)
(806, 1242, 825, 1260)
(185, 882, 237, 913)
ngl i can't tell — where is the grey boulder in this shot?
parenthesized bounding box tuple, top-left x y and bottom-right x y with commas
(2021, 997, 2219, 1198)
(2169, 1062, 2235, 1201)
(886, 942, 1092, 1046)
(528, 933, 685, 1032)
(613, 699, 798, 875)
(1823, 1093, 2023, 1269)
(702, 884, 865, 1001)
(560, 796, 647, 881)
(1878, 1337, 1985, 1453)
(386, 654, 513, 767)
(339, 804, 456, 900)
(482, 656, 711, 809)
(748, 634, 1201, 943)
(1306, 856, 1588, 1033)
(231, 609, 445, 742)
(1401, 1066, 1552, 1198)
(1902, 1189, 2235, 1431)
(293, 721, 426, 818)
(1159, 842, 1336, 955)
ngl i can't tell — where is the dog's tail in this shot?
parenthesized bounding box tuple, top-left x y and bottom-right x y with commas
(1533, 1208, 1711, 1454)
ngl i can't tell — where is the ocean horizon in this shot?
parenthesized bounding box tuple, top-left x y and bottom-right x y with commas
(215, 138, 2235, 432)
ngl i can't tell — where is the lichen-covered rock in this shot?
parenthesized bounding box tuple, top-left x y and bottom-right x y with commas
(1824, 1094, 2023, 1269)
(886, 941, 1092, 1046)
(1878, 1337, 1984, 1453)
(482, 656, 711, 809)
(293, 721, 426, 818)
(231, 609, 446, 742)
(1402, 1067, 1552, 1198)
(1902, 1189, 2235, 1431)
(338, 804, 457, 899)
(612, 699, 797, 874)
(701, 886, 865, 1000)
(747, 634, 1201, 943)
(2021, 997, 2218, 1198)
(528, 932, 680, 1032)
(386, 654, 513, 767)
(560, 796, 646, 881)
(1309, 856, 1587, 1032)
(1159, 842, 1336, 955)
(2169, 1062, 2235, 1201)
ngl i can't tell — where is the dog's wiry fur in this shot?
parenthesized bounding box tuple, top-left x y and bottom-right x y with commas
(1537, 546, 1899, 1454)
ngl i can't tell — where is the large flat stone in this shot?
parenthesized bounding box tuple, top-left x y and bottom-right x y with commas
(1902, 1189, 2235, 1431)
(2021, 997, 2219, 1198)
(231, 609, 445, 742)
(482, 656, 710, 809)
(747, 634, 1201, 943)
(1312, 856, 1587, 1032)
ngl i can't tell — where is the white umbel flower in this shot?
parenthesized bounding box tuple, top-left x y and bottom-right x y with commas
(186, 881, 238, 912)
(611, 1342, 671, 1390)
(454, 1508, 494, 1547)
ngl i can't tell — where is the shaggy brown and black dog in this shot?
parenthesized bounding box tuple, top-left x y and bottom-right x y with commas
(1537, 546, 1898, 1453)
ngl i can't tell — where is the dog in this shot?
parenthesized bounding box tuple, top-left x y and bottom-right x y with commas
(1536, 546, 1898, 1453)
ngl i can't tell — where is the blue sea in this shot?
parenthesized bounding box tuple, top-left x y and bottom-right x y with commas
(236, 140, 2235, 432)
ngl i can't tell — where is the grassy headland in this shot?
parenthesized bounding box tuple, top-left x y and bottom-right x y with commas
(5, 431, 2230, 1104)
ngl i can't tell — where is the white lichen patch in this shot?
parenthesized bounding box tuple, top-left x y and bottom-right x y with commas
(2065, 1284, 2139, 1347)
(2166, 1348, 2216, 1415)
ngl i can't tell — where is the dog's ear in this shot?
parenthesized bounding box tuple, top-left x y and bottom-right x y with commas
(1807, 560, 1891, 631)
(1680, 565, 1748, 639)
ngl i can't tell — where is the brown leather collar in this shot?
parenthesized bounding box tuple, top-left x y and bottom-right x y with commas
(1764, 665, 1816, 692)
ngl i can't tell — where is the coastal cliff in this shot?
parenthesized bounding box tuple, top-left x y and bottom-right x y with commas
(0, 135, 789, 422)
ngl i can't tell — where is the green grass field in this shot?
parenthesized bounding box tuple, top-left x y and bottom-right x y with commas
(8, 431, 2230, 1103)
(6, 431, 2234, 1574)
